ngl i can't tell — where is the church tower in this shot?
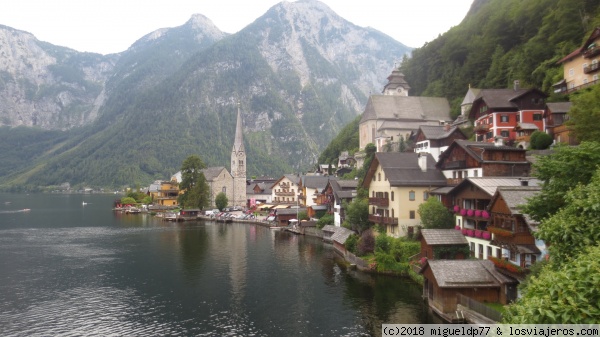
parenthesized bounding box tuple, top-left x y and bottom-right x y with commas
(231, 102, 246, 207)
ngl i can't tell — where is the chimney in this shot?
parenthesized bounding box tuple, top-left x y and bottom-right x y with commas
(418, 153, 428, 172)
(519, 178, 529, 186)
(514, 80, 520, 91)
(444, 123, 451, 132)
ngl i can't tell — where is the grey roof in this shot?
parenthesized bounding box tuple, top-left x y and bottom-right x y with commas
(421, 229, 468, 246)
(302, 175, 330, 189)
(429, 186, 455, 195)
(514, 123, 539, 131)
(337, 190, 357, 199)
(438, 140, 528, 166)
(321, 225, 338, 233)
(546, 102, 572, 113)
(461, 87, 482, 106)
(425, 260, 515, 288)
(450, 177, 541, 197)
(246, 182, 272, 195)
(375, 152, 447, 187)
(418, 125, 464, 140)
(201, 167, 229, 181)
(495, 186, 542, 227)
(337, 180, 358, 189)
(360, 95, 452, 124)
(474, 88, 535, 109)
(331, 227, 355, 245)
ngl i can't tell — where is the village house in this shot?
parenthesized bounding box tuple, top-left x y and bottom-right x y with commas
(359, 70, 453, 152)
(246, 181, 273, 207)
(545, 101, 577, 145)
(487, 185, 546, 281)
(148, 178, 180, 206)
(435, 177, 540, 262)
(469, 83, 548, 147)
(270, 174, 302, 206)
(301, 175, 331, 208)
(322, 179, 358, 226)
(363, 152, 447, 238)
(554, 27, 600, 94)
(172, 167, 236, 208)
(435, 139, 530, 186)
(413, 124, 467, 162)
(420, 259, 517, 322)
(419, 229, 469, 260)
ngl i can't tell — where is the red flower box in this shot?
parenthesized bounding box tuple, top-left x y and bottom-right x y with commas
(475, 230, 482, 238)
(462, 229, 467, 235)
(453, 205, 460, 213)
(467, 229, 475, 237)
(467, 209, 474, 217)
(475, 210, 482, 217)
(460, 209, 467, 216)
(455, 225, 461, 230)
(482, 231, 491, 240)
(482, 211, 490, 218)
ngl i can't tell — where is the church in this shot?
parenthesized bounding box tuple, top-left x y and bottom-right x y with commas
(358, 70, 453, 152)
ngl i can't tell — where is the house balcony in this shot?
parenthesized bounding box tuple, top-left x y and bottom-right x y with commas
(583, 45, 600, 58)
(583, 62, 600, 74)
(474, 124, 490, 134)
(275, 191, 295, 196)
(368, 197, 389, 207)
(445, 160, 466, 170)
(368, 214, 398, 225)
(515, 135, 531, 143)
(446, 178, 463, 185)
(460, 228, 492, 241)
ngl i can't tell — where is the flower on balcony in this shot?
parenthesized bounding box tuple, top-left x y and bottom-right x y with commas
(455, 225, 461, 230)
(467, 229, 475, 237)
(475, 230, 482, 238)
(467, 209, 474, 217)
(453, 205, 460, 213)
(462, 229, 467, 235)
(460, 209, 467, 216)
(482, 231, 491, 240)
(487, 226, 513, 237)
(482, 211, 490, 218)
(489, 256, 524, 274)
(474, 210, 482, 217)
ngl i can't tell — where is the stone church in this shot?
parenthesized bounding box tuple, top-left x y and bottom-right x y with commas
(358, 69, 453, 152)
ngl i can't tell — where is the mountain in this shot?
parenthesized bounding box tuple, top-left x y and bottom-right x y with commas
(400, 0, 600, 115)
(0, 0, 411, 190)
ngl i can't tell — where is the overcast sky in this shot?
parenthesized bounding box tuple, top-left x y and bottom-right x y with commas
(1, 0, 473, 55)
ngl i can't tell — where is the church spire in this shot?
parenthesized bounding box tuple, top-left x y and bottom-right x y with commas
(233, 102, 245, 153)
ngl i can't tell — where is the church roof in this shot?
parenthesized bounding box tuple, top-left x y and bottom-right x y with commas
(360, 95, 451, 124)
(202, 167, 230, 181)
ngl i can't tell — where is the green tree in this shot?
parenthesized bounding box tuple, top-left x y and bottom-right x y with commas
(503, 245, 600, 324)
(529, 130, 553, 149)
(215, 192, 228, 211)
(343, 197, 370, 233)
(316, 213, 334, 229)
(121, 196, 136, 205)
(523, 141, 600, 221)
(417, 197, 454, 229)
(177, 155, 210, 209)
(535, 168, 600, 266)
(569, 84, 600, 142)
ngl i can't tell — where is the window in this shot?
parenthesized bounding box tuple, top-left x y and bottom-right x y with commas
(464, 170, 468, 178)
(501, 115, 509, 122)
(222, 187, 226, 193)
(478, 244, 483, 259)
(473, 170, 478, 177)
(569, 68, 574, 77)
(378, 173, 381, 181)
(409, 191, 415, 201)
(501, 130, 510, 137)
(496, 248, 502, 259)
(533, 114, 542, 121)
(516, 114, 520, 122)
(470, 243, 475, 257)
(510, 250, 517, 262)
(487, 246, 492, 259)
(423, 191, 429, 200)
(391, 191, 394, 201)
(409, 210, 415, 219)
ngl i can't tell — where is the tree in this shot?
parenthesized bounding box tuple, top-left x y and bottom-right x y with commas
(503, 245, 600, 324)
(568, 84, 600, 142)
(529, 131, 553, 149)
(523, 141, 600, 221)
(316, 213, 334, 229)
(357, 229, 375, 256)
(215, 192, 228, 211)
(121, 196, 136, 205)
(177, 155, 210, 209)
(417, 197, 454, 229)
(343, 197, 370, 233)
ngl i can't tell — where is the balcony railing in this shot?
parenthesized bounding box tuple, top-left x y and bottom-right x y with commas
(445, 160, 466, 170)
(368, 214, 398, 225)
(275, 191, 295, 196)
(583, 46, 600, 58)
(584, 62, 600, 74)
(368, 197, 389, 207)
(474, 124, 490, 134)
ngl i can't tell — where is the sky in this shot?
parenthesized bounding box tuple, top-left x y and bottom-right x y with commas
(1, 0, 473, 55)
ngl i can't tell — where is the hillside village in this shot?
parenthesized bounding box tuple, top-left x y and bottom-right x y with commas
(123, 26, 600, 324)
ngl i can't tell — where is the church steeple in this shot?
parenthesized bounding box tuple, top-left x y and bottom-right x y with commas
(231, 102, 246, 207)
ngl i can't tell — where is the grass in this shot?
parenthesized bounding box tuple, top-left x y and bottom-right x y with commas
(484, 302, 507, 315)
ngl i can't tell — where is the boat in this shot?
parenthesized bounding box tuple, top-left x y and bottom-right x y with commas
(125, 207, 141, 214)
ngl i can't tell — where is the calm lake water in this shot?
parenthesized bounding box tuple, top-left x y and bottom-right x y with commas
(0, 193, 433, 336)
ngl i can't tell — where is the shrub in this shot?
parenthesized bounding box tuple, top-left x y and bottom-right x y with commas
(357, 230, 375, 256)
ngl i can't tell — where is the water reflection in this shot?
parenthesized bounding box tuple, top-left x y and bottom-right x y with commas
(0, 193, 433, 336)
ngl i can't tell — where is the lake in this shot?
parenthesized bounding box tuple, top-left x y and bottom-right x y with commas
(0, 193, 434, 336)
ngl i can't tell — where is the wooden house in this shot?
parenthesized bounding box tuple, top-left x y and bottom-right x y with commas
(488, 186, 546, 280)
(468, 84, 548, 144)
(419, 229, 469, 260)
(436, 139, 530, 185)
(413, 125, 467, 162)
(323, 179, 358, 226)
(330, 226, 355, 256)
(420, 260, 517, 321)
(545, 102, 577, 145)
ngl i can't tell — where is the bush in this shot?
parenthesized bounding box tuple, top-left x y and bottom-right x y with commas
(530, 131, 553, 149)
(345, 234, 358, 255)
(357, 230, 375, 256)
(316, 214, 334, 229)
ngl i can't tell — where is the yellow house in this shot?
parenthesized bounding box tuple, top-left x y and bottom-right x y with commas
(555, 27, 600, 94)
(362, 152, 447, 238)
(151, 179, 180, 206)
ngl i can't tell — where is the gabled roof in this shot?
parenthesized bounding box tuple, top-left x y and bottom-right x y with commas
(546, 102, 572, 114)
(270, 174, 301, 189)
(302, 175, 330, 190)
(364, 152, 447, 188)
(201, 167, 230, 181)
(436, 140, 527, 167)
(461, 87, 481, 106)
(557, 27, 600, 64)
(416, 125, 466, 140)
(422, 260, 515, 288)
(331, 227, 355, 245)
(491, 186, 542, 227)
(360, 95, 451, 123)
(420, 229, 468, 246)
(468, 88, 548, 119)
(447, 177, 540, 197)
